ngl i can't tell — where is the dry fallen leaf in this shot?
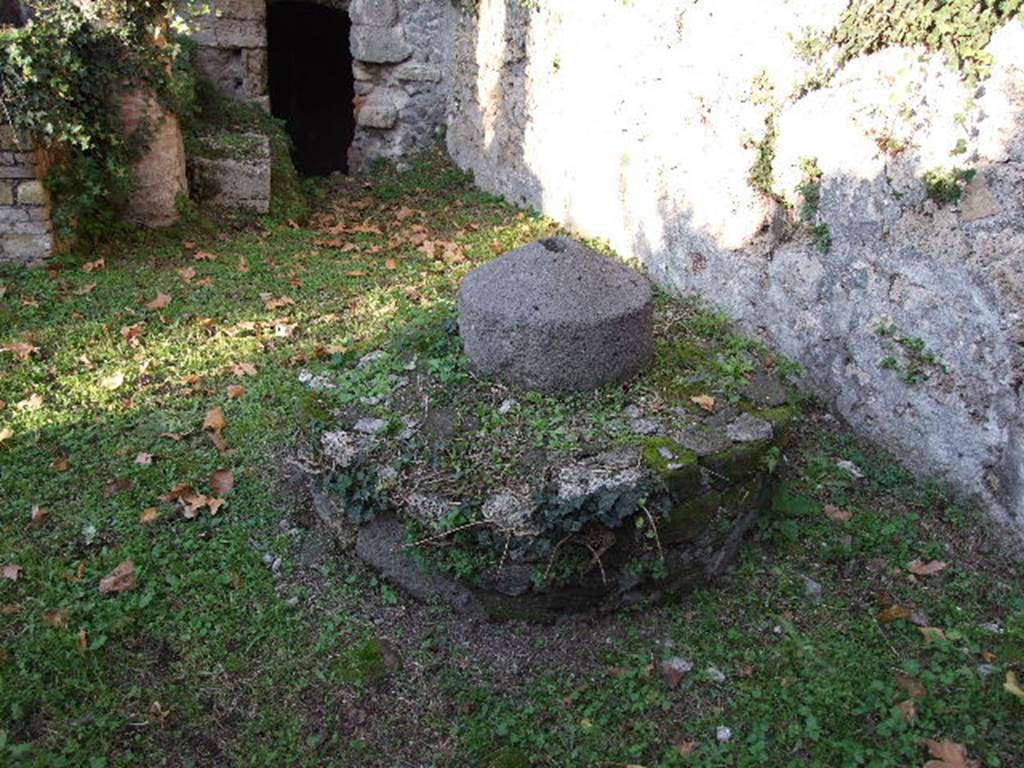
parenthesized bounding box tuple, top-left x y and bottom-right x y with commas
(226, 384, 247, 399)
(18, 393, 44, 412)
(43, 609, 68, 628)
(159, 430, 190, 442)
(922, 739, 980, 768)
(193, 250, 217, 261)
(896, 699, 917, 721)
(1005, 671, 1024, 701)
(0, 342, 40, 361)
(51, 456, 69, 472)
(146, 292, 172, 310)
(824, 504, 853, 523)
(262, 295, 295, 311)
(919, 626, 947, 643)
(203, 406, 228, 452)
(78, 282, 98, 295)
(676, 740, 698, 756)
(878, 605, 913, 624)
(897, 672, 927, 699)
(98, 560, 136, 595)
(121, 323, 146, 345)
(690, 394, 716, 412)
(210, 469, 235, 497)
(231, 362, 257, 377)
(908, 559, 949, 577)
(135, 452, 153, 466)
(207, 497, 226, 515)
(82, 258, 105, 272)
(149, 700, 171, 727)
(237, 256, 249, 273)
(2, 564, 23, 581)
(100, 372, 125, 390)
(385, 258, 397, 270)
(177, 266, 197, 284)
(30, 504, 48, 525)
(78, 628, 88, 652)
(140, 507, 161, 524)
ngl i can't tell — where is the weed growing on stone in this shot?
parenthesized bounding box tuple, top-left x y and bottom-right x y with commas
(923, 166, 977, 205)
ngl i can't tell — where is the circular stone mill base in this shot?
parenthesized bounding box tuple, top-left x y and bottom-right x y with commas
(305, 237, 796, 621)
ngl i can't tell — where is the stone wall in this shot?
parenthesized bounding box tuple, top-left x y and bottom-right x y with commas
(191, 0, 455, 173)
(349, 0, 457, 171)
(192, 0, 270, 110)
(0, 125, 54, 267)
(445, 1, 1024, 542)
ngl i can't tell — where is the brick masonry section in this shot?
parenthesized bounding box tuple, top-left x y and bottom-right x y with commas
(0, 124, 54, 267)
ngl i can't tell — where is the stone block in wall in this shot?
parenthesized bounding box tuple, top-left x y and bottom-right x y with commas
(350, 0, 398, 27)
(395, 62, 442, 83)
(192, 16, 264, 48)
(15, 179, 48, 206)
(0, 232, 53, 267)
(188, 132, 271, 215)
(356, 91, 399, 129)
(0, 181, 13, 205)
(210, 0, 266, 20)
(351, 25, 412, 64)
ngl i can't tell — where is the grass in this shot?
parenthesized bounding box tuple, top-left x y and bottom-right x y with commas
(1, 151, 1021, 767)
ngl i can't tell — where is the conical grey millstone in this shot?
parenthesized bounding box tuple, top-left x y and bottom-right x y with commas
(457, 237, 654, 392)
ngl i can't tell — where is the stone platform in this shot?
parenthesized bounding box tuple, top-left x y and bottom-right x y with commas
(303, 285, 797, 621)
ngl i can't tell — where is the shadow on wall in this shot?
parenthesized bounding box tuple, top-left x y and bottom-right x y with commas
(447, 2, 1024, 540)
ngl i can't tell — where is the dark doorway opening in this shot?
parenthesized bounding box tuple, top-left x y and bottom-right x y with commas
(268, 2, 354, 176)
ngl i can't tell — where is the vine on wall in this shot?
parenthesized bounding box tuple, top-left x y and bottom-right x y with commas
(0, 1, 199, 242)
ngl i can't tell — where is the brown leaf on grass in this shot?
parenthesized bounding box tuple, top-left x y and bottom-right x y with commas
(922, 739, 980, 768)
(121, 323, 146, 345)
(99, 560, 136, 594)
(349, 221, 382, 235)
(345, 270, 367, 278)
(203, 406, 228, 452)
(78, 282, 98, 295)
(18, 393, 44, 411)
(149, 701, 171, 727)
(43, 609, 68, 628)
(51, 456, 69, 472)
(897, 672, 927, 699)
(919, 626, 947, 643)
(1005, 671, 1024, 701)
(896, 699, 917, 721)
(0, 342, 39, 360)
(177, 266, 196, 284)
(210, 469, 235, 497)
(159, 430, 191, 442)
(103, 477, 133, 498)
(100, 372, 125, 390)
(140, 507, 161, 524)
(2, 564, 22, 581)
(237, 256, 249, 273)
(135, 452, 153, 466)
(262, 294, 295, 311)
(1, 603, 22, 615)
(207, 497, 226, 515)
(78, 628, 88, 651)
(82, 258, 105, 272)
(145, 292, 172, 310)
(878, 605, 913, 623)
(824, 504, 853, 523)
(908, 559, 948, 576)
(676, 741, 698, 756)
(30, 504, 48, 525)
(690, 394, 716, 412)
(231, 362, 257, 377)
(193, 250, 217, 261)
(226, 384, 247, 399)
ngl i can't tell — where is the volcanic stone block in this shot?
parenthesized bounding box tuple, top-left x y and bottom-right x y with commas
(188, 133, 271, 215)
(458, 237, 654, 392)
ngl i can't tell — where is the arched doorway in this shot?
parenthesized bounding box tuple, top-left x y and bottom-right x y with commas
(268, 2, 354, 176)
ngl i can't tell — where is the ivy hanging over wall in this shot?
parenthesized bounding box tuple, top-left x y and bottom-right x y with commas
(833, 0, 1023, 82)
(0, 1, 200, 242)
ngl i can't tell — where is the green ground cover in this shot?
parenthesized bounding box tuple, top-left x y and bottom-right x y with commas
(1, 153, 1021, 767)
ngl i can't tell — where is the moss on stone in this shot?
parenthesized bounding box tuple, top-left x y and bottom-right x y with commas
(701, 439, 772, 483)
(659, 491, 720, 544)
